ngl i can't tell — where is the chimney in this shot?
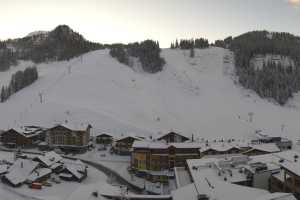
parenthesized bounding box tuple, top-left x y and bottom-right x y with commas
(21, 161, 23, 168)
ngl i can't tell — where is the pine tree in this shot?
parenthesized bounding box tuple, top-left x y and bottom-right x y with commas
(175, 39, 179, 48)
(170, 43, 174, 49)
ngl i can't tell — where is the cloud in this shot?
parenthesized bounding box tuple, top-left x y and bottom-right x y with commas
(287, 0, 300, 6)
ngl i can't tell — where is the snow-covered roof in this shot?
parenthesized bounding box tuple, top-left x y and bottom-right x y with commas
(173, 169, 296, 200)
(95, 132, 113, 138)
(280, 161, 300, 177)
(27, 168, 52, 182)
(187, 156, 249, 184)
(172, 176, 275, 200)
(201, 142, 240, 152)
(0, 164, 9, 174)
(4, 126, 45, 138)
(4, 159, 39, 185)
(132, 141, 201, 149)
(153, 131, 189, 140)
(50, 123, 91, 131)
(187, 150, 300, 189)
(59, 173, 73, 178)
(35, 151, 62, 167)
(115, 134, 144, 142)
(64, 159, 87, 180)
(255, 193, 297, 200)
(249, 143, 280, 153)
(171, 183, 198, 200)
(50, 162, 63, 170)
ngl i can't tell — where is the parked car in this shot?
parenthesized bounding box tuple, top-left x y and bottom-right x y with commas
(29, 182, 42, 189)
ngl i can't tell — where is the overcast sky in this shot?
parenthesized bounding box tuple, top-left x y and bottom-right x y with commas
(0, 0, 300, 47)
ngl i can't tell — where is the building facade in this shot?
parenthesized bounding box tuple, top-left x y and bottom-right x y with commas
(113, 136, 142, 155)
(1, 128, 39, 148)
(96, 133, 113, 145)
(131, 141, 201, 182)
(270, 162, 300, 200)
(46, 124, 92, 152)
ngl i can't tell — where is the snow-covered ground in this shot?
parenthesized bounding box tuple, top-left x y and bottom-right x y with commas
(1, 47, 300, 141)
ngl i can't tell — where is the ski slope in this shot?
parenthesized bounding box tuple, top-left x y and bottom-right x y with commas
(1, 47, 300, 141)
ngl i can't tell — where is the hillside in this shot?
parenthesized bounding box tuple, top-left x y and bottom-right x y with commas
(229, 31, 300, 105)
(0, 25, 102, 71)
(1, 47, 300, 140)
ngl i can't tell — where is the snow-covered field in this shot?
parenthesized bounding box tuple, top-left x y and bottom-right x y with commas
(1, 47, 300, 141)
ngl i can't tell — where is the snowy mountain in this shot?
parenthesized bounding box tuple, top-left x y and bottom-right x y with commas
(1, 47, 300, 140)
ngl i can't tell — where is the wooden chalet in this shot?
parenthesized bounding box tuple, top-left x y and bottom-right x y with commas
(155, 131, 190, 143)
(96, 133, 113, 145)
(113, 135, 143, 155)
(0, 127, 41, 148)
(46, 124, 92, 153)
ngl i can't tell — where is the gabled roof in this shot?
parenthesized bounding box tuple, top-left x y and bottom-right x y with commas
(201, 143, 241, 153)
(63, 159, 87, 180)
(4, 159, 39, 185)
(27, 168, 52, 182)
(2, 127, 42, 139)
(154, 131, 189, 140)
(49, 123, 91, 132)
(35, 151, 62, 167)
(132, 141, 201, 149)
(95, 132, 113, 138)
(246, 143, 280, 153)
(115, 135, 143, 142)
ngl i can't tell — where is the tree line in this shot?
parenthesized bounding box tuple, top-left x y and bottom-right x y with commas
(109, 40, 165, 73)
(0, 41, 17, 71)
(214, 36, 233, 48)
(170, 38, 209, 49)
(1, 66, 38, 102)
(228, 31, 300, 105)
